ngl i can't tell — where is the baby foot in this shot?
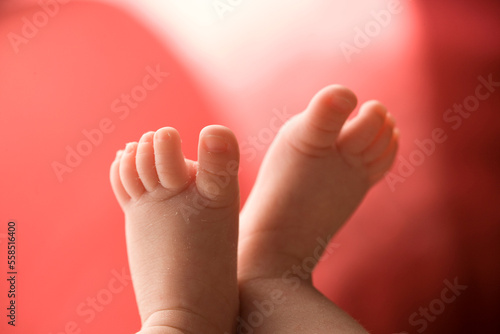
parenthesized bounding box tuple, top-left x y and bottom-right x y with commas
(239, 85, 399, 281)
(110, 126, 240, 334)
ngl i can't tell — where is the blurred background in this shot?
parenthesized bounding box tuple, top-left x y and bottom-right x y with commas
(1, 0, 499, 333)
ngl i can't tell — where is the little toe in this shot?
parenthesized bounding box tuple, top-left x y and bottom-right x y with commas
(287, 85, 357, 156)
(361, 113, 396, 163)
(119, 142, 147, 199)
(136, 131, 159, 191)
(196, 125, 240, 206)
(337, 100, 388, 156)
(110, 150, 131, 205)
(153, 127, 190, 193)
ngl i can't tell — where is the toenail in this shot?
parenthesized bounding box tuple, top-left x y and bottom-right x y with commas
(155, 130, 172, 142)
(334, 96, 355, 111)
(203, 135, 228, 153)
(125, 143, 134, 153)
(140, 132, 154, 143)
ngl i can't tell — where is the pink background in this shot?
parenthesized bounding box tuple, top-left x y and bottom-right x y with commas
(1, 1, 499, 333)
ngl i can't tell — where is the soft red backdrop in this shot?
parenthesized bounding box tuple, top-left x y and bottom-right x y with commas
(1, 1, 499, 333)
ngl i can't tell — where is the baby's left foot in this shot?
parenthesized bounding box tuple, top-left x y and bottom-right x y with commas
(110, 126, 240, 334)
(239, 85, 399, 280)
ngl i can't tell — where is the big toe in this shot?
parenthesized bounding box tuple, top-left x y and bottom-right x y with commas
(196, 125, 240, 207)
(285, 85, 357, 157)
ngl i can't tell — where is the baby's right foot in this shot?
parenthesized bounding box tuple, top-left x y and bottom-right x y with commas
(110, 126, 240, 334)
(239, 85, 399, 281)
